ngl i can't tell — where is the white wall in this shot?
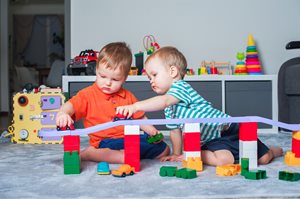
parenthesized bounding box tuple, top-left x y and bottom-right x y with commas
(70, 0, 300, 74)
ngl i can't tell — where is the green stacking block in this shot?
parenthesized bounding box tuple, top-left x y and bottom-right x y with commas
(64, 151, 80, 174)
(175, 168, 197, 179)
(279, 171, 300, 182)
(159, 166, 177, 177)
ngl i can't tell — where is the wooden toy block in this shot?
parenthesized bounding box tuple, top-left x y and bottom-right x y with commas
(159, 166, 178, 177)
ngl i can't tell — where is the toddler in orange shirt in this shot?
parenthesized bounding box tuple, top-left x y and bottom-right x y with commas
(56, 42, 170, 163)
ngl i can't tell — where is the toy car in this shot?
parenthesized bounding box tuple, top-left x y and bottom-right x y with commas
(97, 162, 110, 175)
(67, 49, 98, 75)
(57, 124, 75, 131)
(147, 132, 164, 144)
(112, 113, 132, 122)
(112, 164, 135, 177)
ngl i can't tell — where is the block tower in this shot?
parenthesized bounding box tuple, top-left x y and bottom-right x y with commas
(245, 34, 263, 75)
(239, 122, 258, 169)
(234, 52, 247, 75)
(124, 125, 140, 172)
(182, 123, 203, 171)
(285, 131, 300, 166)
(63, 135, 81, 174)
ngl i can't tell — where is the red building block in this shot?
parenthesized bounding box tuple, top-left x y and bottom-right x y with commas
(292, 138, 300, 158)
(64, 135, 80, 153)
(184, 132, 201, 151)
(239, 122, 258, 141)
(125, 135, 140, 172)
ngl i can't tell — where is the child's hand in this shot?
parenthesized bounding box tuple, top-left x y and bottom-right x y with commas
(56, 111, 74, 128)
(160, 154, 183, 162)
(116, 105, 137, 118)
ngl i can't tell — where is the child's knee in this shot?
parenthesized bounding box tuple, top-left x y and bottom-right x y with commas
(216, 155, 234, 166)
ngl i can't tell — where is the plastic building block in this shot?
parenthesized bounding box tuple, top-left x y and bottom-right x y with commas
(284, 151, 300, 166)
(112, 164, 135, 177)
(175, 168, 197, 179)
(239, 141, 258, 169)
(241, 158, 249, 176)
(278, 171, 300, 182)
(239, 122, 258, 141)
(63, 151, 80, 174)
(216, 164, 241, 176)
(182, 157, 203, 172)
(63, 135, 80, 153)
(124, 134, 140, 172)
(147, 133, 164, 144)
(183, 132, 201, 151)
(97, 162, 110, 175)
(159, 166, 178, 177)
(244, 170, 267, 180)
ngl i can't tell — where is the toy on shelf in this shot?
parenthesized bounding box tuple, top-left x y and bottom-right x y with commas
(112, 164, 135, 177)
(245, 34, 263, 75)
(143, 35, 160, 54)
(186, 68, 195, 76)
(199, 61, 231, 75)
(9, 87, 65, 144)
(234, 52, 247, 75)
(129, 66, 138, 76)
(134, 35, 160, 75)
(67, 49, 99, 75)
(97, 162, 111, 175)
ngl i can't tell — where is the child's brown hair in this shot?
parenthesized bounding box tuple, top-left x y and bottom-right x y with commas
(145, 46, 187, 78)
(97, 42, 132, 76)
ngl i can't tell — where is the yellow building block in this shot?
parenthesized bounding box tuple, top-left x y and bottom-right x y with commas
(216, 164, 241, 176)
(10, 90, 65, 144)
(182, 157, 203, 172)
(292, 131, 300, 140)
(285, 151, 300, 166)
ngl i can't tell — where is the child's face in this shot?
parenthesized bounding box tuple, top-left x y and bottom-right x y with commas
(95, 64, 126, 94)
(145, 57, 174, 95)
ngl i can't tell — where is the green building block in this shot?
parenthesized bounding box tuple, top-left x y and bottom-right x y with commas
(63, 151, 80, 174)
(241, 158, 249, 176)
(244, 170, 267, 180)
(279, 171, 300, 182)
(159, 166, 177, 177)
(175, 168, 197, 179)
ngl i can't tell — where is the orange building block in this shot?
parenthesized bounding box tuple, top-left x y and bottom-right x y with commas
(285, 151, 300, 166)
(216, 164, 241, 176)
(182, 157, 203, 172)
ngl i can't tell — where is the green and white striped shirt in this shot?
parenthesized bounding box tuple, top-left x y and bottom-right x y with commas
(165, 80, 229, 144)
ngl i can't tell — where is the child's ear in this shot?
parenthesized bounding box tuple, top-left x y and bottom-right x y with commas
(170, 65, 179, 78)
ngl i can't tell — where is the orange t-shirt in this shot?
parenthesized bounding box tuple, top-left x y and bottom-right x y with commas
(69, 83, 144, 148)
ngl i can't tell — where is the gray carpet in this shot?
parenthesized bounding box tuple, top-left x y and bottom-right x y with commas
(1, 132, 300, 199)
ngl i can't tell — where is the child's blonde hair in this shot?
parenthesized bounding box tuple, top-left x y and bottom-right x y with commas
(97, 42, 132, 76)
(145, 46, 187, 78)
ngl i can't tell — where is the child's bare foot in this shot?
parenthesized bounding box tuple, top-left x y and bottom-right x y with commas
(270, 147, 283, 158)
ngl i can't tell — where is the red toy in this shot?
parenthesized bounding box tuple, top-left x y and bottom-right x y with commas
(112, 113, 132, 122)
(57, 124, 75, 131)
(67, 49, 99, 75)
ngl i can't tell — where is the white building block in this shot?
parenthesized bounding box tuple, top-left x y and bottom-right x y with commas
(184, 123, 200, 133)
(124, 125, 140, 135)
